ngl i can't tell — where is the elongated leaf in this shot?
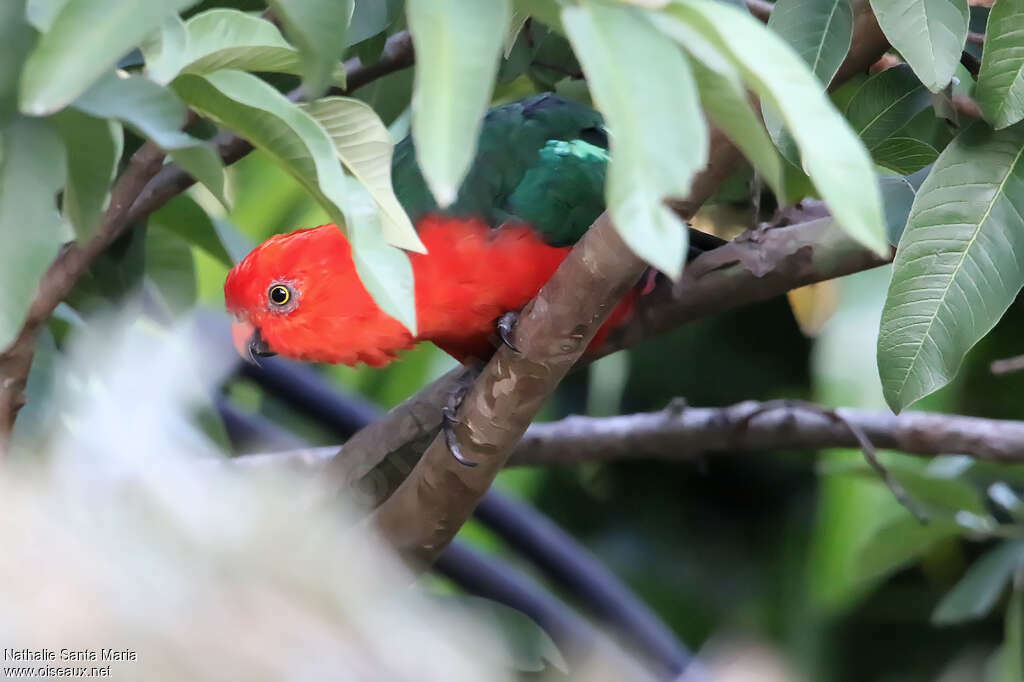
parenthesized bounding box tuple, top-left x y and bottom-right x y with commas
(976, 0, 1024, 129)
(0, 2, 34, 125)
(564, 1, 706, 279)
(26, 0, 71, 31)
(858, 516, 959, 582)
(0, 118, 66, 350)
(407, 0, 511, 206)
(50, 110, 123, 240)
(845, 64, 932, 151)
(869, 0, 969, 92)
(767, 0, 853, 86)
(879, 174, 917, 245)
(690, 60, 784, 198)
(19, 0, 199, 115)
(662, 1, 888, 255)
(348, 0, 403, 46)
(267, 0, 353, 96)
(139, 14, 188, 85)
(301, 97, 423, 252)
(172, 70, 415, 332)
(73, 73, 228, 209)
(878, 122, 1024, 412)
(933, 540, 1024, 625)
(996, 585, 1024, 682)
(146, 224, 198, 314)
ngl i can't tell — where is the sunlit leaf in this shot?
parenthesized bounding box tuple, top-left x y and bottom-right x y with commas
(661, 1, 888, 255)
(767, 0, 853, 86)
(19, 0, 199, 115)
(301, 97, 424, 252)
(266, 0, 353, 96)
(869, 0, 969, 92)
(878, 122, 1024, 412)
(975, 0, 1024, 129)
(50, 109, 123, 241)
(172, 70, 415, 332)
(933, 540, 1024, 625)
(406, 0, 511, 206)
(0, 117, 66, 350)
(564, 0, 707, 278)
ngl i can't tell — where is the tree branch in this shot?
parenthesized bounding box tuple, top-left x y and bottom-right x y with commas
(0, 32, 416, 454)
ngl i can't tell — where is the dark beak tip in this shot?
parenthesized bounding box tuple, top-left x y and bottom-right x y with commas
(246, 328, 277, 365)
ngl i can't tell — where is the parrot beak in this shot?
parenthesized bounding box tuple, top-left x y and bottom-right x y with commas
(231, 320, 277, 364)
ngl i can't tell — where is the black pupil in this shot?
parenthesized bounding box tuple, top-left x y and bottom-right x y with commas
(271, 286, 288, 304)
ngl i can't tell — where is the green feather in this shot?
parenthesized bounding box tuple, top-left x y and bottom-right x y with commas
(391, 93, 608, 245)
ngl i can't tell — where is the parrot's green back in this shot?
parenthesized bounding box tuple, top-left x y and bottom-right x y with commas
(391, 94, 608, 246)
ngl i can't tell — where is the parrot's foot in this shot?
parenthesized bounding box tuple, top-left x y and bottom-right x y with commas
(442, 368, 480, 467)
(497, 311, 520, 353)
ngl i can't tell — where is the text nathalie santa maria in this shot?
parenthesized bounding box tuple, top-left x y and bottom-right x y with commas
(3, 649, 136, 662)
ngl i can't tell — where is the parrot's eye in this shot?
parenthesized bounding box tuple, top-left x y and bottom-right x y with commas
(268, 284, 292, 306)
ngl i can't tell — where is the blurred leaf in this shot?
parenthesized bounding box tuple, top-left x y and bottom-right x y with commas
(845, 65, 932, 152)
(301, 97, 423, 252)
(0, 117, 66, 351)
(869, 0, 969, 92)
(976, 0, 1024, 129)
(348, 0, 403, 46)
(505, 8, 530, 59)
(994, 583, 1024, 682)
(144, 10, 349, 88)
(18, 0, 199, 115)
(0, 2, 34, 126)
(50, 109, 123, 241)
(766, 0, 852, 86)
(442, 596, 569, 674)
(662, 1, 888, 256)
(406, 0, 511, 206)
(933, 540, 1024, 625)
(266, 0, 353, 96)
(73, 73, 228, 209)
(878, 121, 1024, 412)
(140, 14, 187, 84)
(149, 194, 233, 266)
(787, 281, 839, 337)
(858, 516, 960, 582)
(25, 0, 71, 31)
(690, 59, 784, 197)
(878, 173, 917, 245)
(145, 224, 198, 314)
(8, 328, 58, 454)
(172, 70, 416, 333)
(564, 1, 706, 279)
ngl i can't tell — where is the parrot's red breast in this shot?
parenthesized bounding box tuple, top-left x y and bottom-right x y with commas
(224, 216, 636, 367)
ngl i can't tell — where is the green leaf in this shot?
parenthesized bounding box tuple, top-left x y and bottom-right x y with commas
(879, 174, 917, 245)
(266, 0, 353, 96)
(858, 516, 959, 582)
(144, 10, 348, 88)
(172, 69, 415, 332)
(50, 109, 123, 241)
(869, 0, 969, 92)
(348, 0, 403, 46)
(845, 64, 933, 152)
(662, 1, 889, 255)
(873, 136, 940, 175)
(564, 1, 706, 279)
(301, 97, 424, 252)
(18, 0, 199, 115)
(0, 117, 67, 351)
(995, 584, 1024, 682)
(26, 0, 71, 31)
(690, 59, 784, 198)
(878, 121, 1024, 412)
(145, 224, 198, 314)
(933, 540, 1024, 625)
(406, 0, 512, 206)
(149, 194, 233, 267)
(0, 2, 35, 125)
(766, 0, 853, 86)
(73, 73, 228, 209)
(976, 0, 1024, 129)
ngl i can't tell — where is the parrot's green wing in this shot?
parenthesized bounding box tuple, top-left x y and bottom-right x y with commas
(391, 94, 609, 246)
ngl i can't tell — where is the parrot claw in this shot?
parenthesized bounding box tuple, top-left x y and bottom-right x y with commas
(497, 311, 520, 354)
(443, 377, 478, 467)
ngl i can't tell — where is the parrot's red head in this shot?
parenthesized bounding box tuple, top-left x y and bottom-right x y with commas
(224, 224, 413, 367)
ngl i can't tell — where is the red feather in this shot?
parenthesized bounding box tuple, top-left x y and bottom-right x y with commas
(225, 216, 637, 367)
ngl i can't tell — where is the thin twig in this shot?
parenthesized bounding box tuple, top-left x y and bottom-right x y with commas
(992, 354, 1024, 376)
